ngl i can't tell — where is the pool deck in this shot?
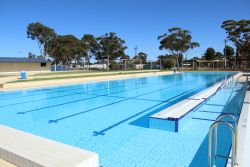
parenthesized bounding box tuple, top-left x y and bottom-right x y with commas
(226, 75, 250, 167)
(0, 125, 99, 167)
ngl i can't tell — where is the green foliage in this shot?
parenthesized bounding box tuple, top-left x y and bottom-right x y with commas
(109, 61, 119, 70)
(96, 32, 127, 69)
(120, 54, 130, 60)
(215, 52, 224, 59)
(204, 47, 216, 60)
(224, 45, 235, 59)
(81, 34, 99, 65)
(27, 22, 56, 57)
(158, 54, 176, 69)
(158, 27, 199, 68)
(133, 52, 147, 64)
(28, 52, 36, 58)
(46, 35, 85, 65)
(221, 20, 250, 68)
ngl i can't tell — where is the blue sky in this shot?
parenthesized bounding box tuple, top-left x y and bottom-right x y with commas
(0, 0, 249, 60)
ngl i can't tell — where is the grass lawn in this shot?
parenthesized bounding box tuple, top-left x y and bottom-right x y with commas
(8, 70, 164, 83)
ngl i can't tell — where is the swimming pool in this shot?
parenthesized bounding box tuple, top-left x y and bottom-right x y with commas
(0, 72, 246, 167)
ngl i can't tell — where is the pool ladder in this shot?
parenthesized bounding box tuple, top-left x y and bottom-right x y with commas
(208, 114, 238, 167)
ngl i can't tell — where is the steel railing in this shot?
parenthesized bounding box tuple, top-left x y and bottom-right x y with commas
(208, 114, 238, 167)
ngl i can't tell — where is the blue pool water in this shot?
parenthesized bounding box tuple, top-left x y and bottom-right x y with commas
(0, 72, 246, 167)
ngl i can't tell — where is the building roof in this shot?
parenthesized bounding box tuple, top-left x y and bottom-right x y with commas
(0, 57, 50, 63)
(195, 59, 228, 63)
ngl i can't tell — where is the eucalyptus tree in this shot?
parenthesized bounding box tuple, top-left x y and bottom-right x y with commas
(158, 27, 199, 69)
(224, 45, 235, 68)
(81, 34, 99, 67)
(204, 47, 216, 60)
(27, 22, 56, 58)
(221, 20, 250, 68)
(224, 45, 235, 59)
(215, 52, 224, 59)
(46, 35, 85, 65)
(133, 52, 148, 64)
(157, 54, 176, 69)
(96, 32, 127, 70)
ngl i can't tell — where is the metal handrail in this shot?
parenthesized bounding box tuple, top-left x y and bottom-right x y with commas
(216, 114, 238, 165)
(208, 121, 237, 167)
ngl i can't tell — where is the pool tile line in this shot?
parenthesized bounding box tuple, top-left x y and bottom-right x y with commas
(0, 77, 179, 100)
(48, 82, 206, 124)
(0, 79, 145, 100)
(3, 80, 182, 110)
(17, 83, 183, 115)
(47, 84, 184, 123)
(92, 85, 207, 136)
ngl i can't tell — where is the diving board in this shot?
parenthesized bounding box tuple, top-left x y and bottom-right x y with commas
(150, 72, 243, 132)
(0, 125, 99, 167)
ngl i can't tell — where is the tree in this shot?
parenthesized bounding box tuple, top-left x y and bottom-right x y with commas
(27, 22, 56, 58)
(221, 20, 250, 68)
(224, 45, 235, 59)
(157, 54, 176, 69)
(81, 34, 99, 68)
(204, 47, 216, 60)
(158, 27, 199, 69)
(224, 45, 235, 68)
(96, 32, 127, 70)
(28, 52, 36, 58)
(215, 52, 224, 59)
(133, 52, 147, 64)
(46, 35, 85, 65)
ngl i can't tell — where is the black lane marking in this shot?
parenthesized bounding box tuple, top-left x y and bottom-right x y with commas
(47, 84, 185, 123)
(0, 79, 132, 98)
(92, 86, 205, 136)
(0, 79, 136, 100)
(48, 84, 205, 124)
(17, 83, 182, 115)
(1, 79, 177, 108)
(197, 110, 221, 114)
(192, 117, 216, 122)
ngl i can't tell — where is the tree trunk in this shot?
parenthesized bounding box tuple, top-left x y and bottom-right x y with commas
(175, 55, 180, 69)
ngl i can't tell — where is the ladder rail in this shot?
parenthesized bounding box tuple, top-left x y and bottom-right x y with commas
(216, 114, 238, 165)
(208, 121, 236, 167)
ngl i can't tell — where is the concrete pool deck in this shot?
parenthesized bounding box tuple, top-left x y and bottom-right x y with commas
(226, 74, 250, 167)
(0, 125, 99, 167)
(0, 70, 175, 91)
